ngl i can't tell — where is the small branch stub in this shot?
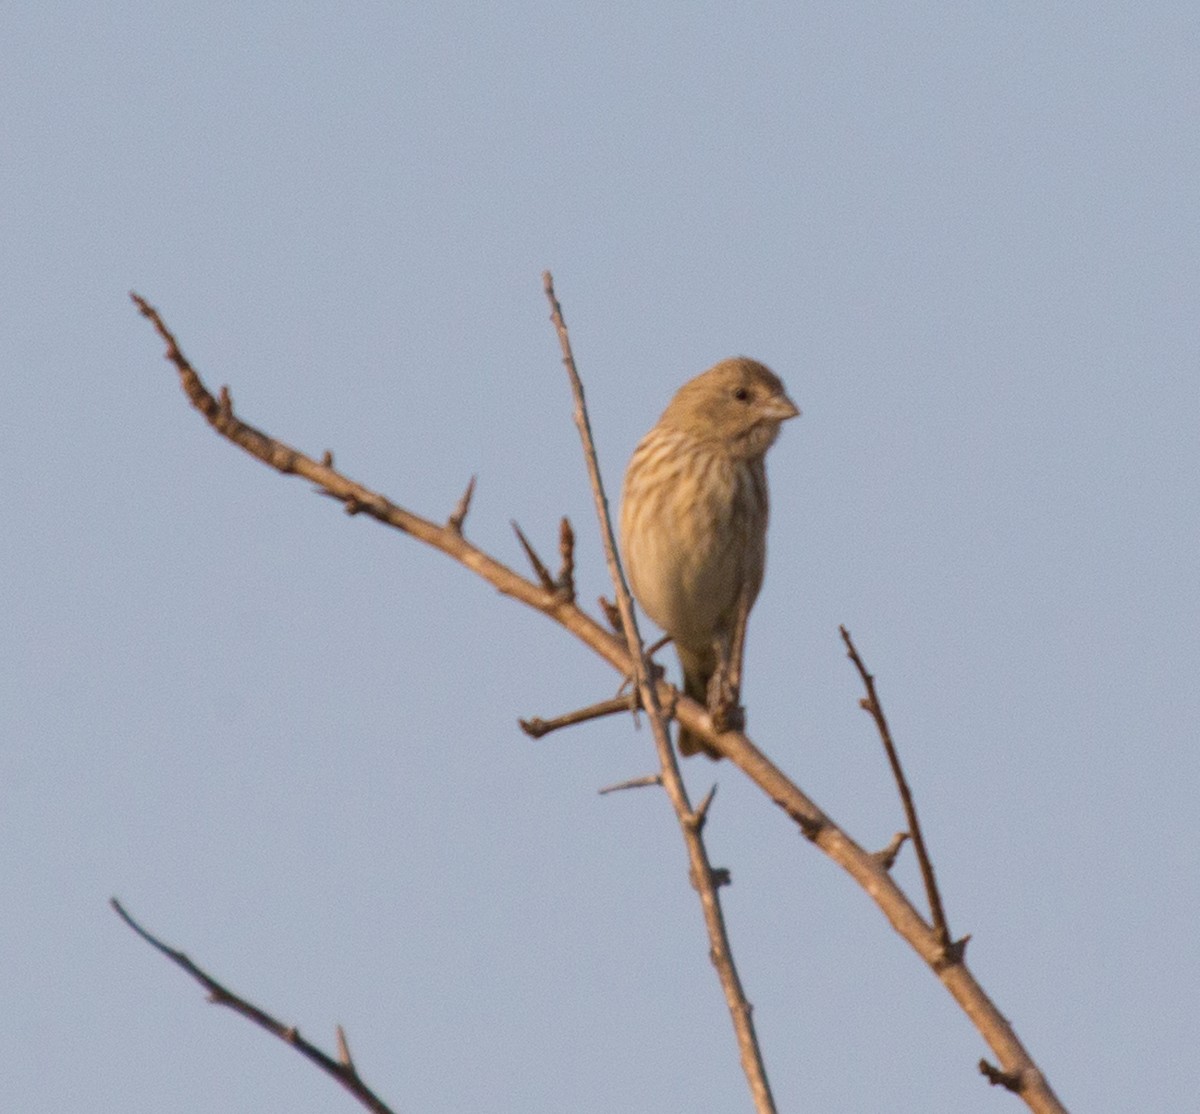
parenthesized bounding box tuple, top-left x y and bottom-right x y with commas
(518, 693, 639, 739)
(448, 475, 476, 534)
(874, 831, 910, 870)
(599, 596, 623, 635)
(980, 1059, 1024, 1093)
(557, 516, 576, 601)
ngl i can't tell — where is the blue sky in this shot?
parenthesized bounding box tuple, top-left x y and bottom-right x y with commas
(3, 4, 1197, 1111)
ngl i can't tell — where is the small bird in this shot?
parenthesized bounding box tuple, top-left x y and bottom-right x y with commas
(620, 357, 799, 758)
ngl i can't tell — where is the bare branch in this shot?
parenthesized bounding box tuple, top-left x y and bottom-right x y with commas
(136, 291, 1068, 1114)
(598, 773, 663, 795)
(519, 693, 638, 738)
(543, 271, 778, 1114)
(110, 899, 394, 1114)
(131, 292, 624, 672)
(645, 633, 672, 657)
(840, 625, 951, 952)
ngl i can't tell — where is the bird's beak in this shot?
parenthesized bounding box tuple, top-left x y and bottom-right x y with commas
(766, 395, 801, 421)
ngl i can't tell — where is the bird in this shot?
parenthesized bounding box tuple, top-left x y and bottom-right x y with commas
(619, 357, 799, 758)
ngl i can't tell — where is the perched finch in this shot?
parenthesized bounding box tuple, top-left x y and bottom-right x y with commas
(620, 358, 799, 758)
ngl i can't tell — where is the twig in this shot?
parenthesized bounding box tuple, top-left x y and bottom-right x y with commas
(130, 292, 615, 663)
(511, 521, 557, 592)
(543, 271, 777, 1114)
(136, 291, 1068, 1114)
(840, 626, 953, 954)
(519, 693, 639, 738)
(599, 773, 663, 795)
(110, 899, 394, 1114)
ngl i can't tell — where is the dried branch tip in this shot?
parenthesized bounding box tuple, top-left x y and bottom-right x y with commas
(689, 783, 719, 830)
(447, 475, 476, 534)
(556, 516, 576, 601)
(511, 521, 556, 592)
(519, 693, 639, 740)
(873, 831, 909, 870)
(599, 596, 624, 635)
(335, 1025, 355, 1070)
(598, 773, 663, 795)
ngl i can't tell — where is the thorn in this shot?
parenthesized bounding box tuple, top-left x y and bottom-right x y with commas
(598, 773, 663, 795)
(448, 475, 476, 534)
(321, 450, 334, 468)
(933, 932, 970, 971)
(335, 1024, 355, 1070)
(511, 521, 556, 591)
(689, 783, 719, 830)
(874, 831, 910, 869)
(218, 385, 233, 418)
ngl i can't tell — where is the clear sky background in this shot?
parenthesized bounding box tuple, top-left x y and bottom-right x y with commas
(3, 4, 1196, 1112)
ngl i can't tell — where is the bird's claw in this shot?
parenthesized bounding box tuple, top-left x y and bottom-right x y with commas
(707, 667, 744, 734)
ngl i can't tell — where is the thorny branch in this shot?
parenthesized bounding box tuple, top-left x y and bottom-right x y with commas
(110, 900, 395, 1114)
(841, 625, 957, 955)
(543, 271, 777, 1114)
(130, 288, 1068, 1113)
(518, 693, 639, 739)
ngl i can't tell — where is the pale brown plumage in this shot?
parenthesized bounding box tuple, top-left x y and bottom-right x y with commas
(620, 357, 799, 757)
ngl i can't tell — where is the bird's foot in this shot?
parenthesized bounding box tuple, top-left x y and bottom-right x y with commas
(706, 667, 745, 735)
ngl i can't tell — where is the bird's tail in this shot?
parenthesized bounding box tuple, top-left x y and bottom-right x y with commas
(677, 651, 721, 760)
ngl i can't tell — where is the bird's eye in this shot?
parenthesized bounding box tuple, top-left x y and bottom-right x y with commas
(732, 386, 751, 402)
